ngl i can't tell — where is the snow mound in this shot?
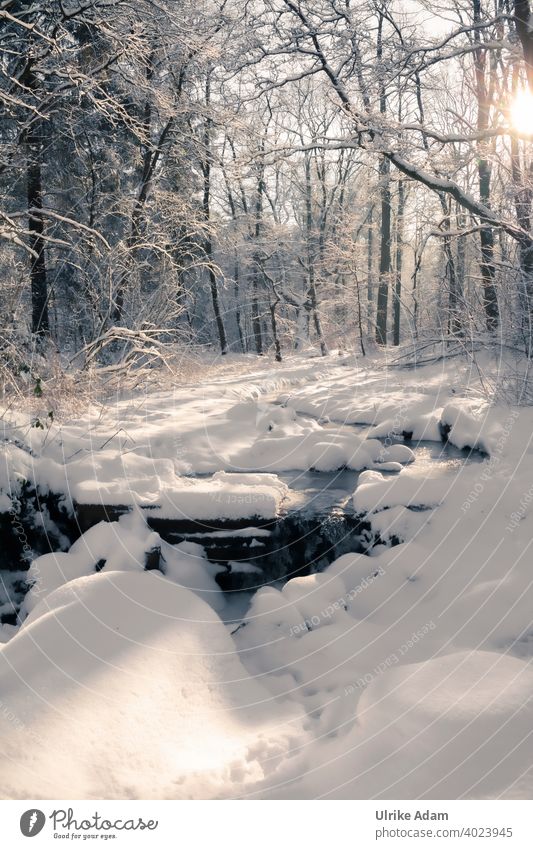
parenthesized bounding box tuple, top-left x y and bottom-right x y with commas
(441, 402, 495, 453)
(0, 443, 34, 502)
(353, 467, 452, 513)
(22, 508, 222, 621)
(0, 571, 304, 799)
(229, 427, 412, 474)
(280, 651, 533, 799)
(367, 504, 432, 542)
(370, 411, 442, 442)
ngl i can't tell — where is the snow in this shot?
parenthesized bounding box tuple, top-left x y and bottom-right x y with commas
(0, 443, 35, 502)
(0, 492, 12, 511)
(260, 650, 533, 799)
(353, 467, 453, 512)
(1, 352, 533, 799)
(227, 560, 264, 574)
(22, 508, 224, 620)
(73, 470, 289, 520)
(0, 571, 305, 799)
(366, 503, 432, 542)
(0, 358, 426, 522)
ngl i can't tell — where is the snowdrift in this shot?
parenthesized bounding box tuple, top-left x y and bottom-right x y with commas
(0, 571, 304, 799)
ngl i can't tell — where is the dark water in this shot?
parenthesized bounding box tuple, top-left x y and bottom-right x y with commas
(210, 431, 484, 592)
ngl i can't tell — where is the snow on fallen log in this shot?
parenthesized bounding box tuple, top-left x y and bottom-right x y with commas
(73, 470, 289, 521)
(353, 468, 451, 513)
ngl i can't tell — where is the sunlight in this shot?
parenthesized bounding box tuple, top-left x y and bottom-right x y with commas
(510, 88, 533, 135)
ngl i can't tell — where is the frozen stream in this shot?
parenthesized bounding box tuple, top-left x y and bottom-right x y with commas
(0, 419, 484, 629)
(219, 426, 484, 624)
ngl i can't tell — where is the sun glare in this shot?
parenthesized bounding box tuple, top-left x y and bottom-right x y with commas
(510, 88, 533, 135)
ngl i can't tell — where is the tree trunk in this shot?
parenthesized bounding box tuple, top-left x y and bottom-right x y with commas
(251, 277, 263, 355)
(355, 272, 366, 356)
(510, 65, 533, 347)
(23, 61, 49, 336)
(251, 147, 267, 356)
(473, 0, 499, 331)
(514, 0, 533, 91)
(206, 238, 228, 355)
(376, 156, 392, 345)
(304, 154, 327, 356)
(454, 206, 466, 332)
(269, 297, 282, 362)
(438, 193, 462, 336)
(478, 176, 499, 330)
(234, 261, 245, 352)
(27, 137, 49, 336)
(202, 73, 227, 355)
(375, 12, 391, 346)
(367, 204, 374, 335)
(392, 179, 405, 346)
(309, 276, 326, 355)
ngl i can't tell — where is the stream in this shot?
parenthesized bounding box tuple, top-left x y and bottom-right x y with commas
(0, 423, 484, 629)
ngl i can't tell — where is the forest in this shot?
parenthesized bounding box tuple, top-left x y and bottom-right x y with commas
(1, 0, 533, 383)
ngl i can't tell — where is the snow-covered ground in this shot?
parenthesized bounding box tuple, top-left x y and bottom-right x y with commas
(0, 352, 532, 798)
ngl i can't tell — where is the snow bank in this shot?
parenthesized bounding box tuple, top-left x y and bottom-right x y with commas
(235, 412, 533, 800)
(0, 444, 34, 504)
(228, 428, 412, 474)
(440, 401, 500, 453)
(353, 467, 453, 513)
(370, 411, 442, 441)
(22, 508, 223, 620)
(0, 571, 305, 799)
(268, 651, 533, 799)
(0, 364, 451, 530)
